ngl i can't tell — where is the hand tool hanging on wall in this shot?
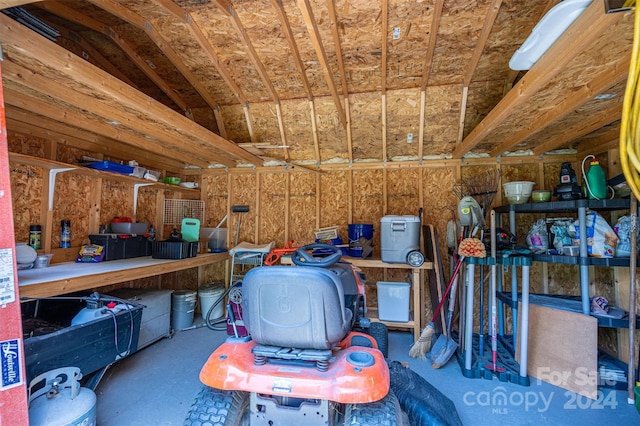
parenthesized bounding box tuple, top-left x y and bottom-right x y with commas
(231, 205, 249, 247)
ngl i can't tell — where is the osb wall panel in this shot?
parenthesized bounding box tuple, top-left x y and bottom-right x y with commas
(282, 98, 317, 163)
(136, 187, 159, 227)
(248, 102, 281, 146)
(203, 173, 228, 228)
(352, 169, 384, 257)
(350, 93, 383, 161)
(101, 180, 132, 226)
(220, 104, 252, 144)
(259, 172, 287, 245)
(319, 170, 349, 240)
(462, 80, 504, 142)
(289, 173, 317, 245)
(315, 97, 348, 163)
(8, 131, 45, 157)
(10, 164, 44, 243)
(423, 165, 458, 273)
(387, 168, 420, 216)
(386, 89, 421, 160)
(423, 85, 461, 157)
(386, 0, 432, 91)
(333, 0, 382, 93)
(230, 173, 257, 244)
(52, 173, 93, 248)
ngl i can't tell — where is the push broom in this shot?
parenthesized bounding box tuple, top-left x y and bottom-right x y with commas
(410, 196, 485, 359)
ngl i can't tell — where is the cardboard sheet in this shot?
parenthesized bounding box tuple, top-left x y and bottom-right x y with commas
(516, 303, 598, 399)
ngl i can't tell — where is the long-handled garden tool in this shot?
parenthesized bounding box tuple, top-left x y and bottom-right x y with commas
(485, 210, 506, 374)
(410, 196, 484, 359)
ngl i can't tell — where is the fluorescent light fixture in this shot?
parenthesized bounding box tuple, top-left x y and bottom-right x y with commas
(509, 0, 591, 71)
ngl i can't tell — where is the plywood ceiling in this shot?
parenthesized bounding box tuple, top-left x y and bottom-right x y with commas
(0, 0, 634, 172)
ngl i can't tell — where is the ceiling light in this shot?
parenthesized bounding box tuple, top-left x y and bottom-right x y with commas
(509, 0, 591, 71)
(594, 93, 616, 100)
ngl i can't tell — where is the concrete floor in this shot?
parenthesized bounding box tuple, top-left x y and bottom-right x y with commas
(95, 323, 639, 425)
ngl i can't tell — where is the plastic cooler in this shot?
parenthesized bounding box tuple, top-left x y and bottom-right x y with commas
(380, 215, 422, 265)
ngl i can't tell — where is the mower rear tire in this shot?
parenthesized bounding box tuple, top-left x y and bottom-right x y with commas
(344, 389, 406, 425)
(368, 322, 389, 358)
(184, 386, 249, 426)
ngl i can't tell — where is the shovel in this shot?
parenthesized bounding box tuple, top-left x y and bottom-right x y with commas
(430, 271, 460, 368)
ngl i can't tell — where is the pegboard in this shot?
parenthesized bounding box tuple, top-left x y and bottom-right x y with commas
(163, 199, 205, 225)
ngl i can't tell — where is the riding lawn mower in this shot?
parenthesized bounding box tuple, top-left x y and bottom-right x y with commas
(184, 243, 404, 425)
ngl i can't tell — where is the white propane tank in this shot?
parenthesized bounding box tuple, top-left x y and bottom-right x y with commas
(28, 367, 97, 426)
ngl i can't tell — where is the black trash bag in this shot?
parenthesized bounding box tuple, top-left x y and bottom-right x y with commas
(388, 360, 463, 426)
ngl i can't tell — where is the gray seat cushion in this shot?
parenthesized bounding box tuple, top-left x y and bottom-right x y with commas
(241, 266, 353, 350)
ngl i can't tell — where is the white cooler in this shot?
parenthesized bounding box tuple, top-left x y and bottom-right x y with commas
(380, 215, 424, 266)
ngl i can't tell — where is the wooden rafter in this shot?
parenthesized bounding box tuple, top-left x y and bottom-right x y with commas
(452, 1, 625, 158)
(490, 55, 630, 157)
(37, 1, 189, 113)
(532, 102, 622, 155)
(0, 13, 263, 166)
(87, 0, 238, 111)
(576, 125, 620, 157)
(5, 88, 209, 168)
(270, 0, 312, 100)
(325, 0, 348, 98)
(463, 0, 502, 87)
(149, 0, 248, 104)
(6, 114, 187, 173)
(420, 0, 444, 91)
(381, 0, 388, 161)
(0, 0, 37, 8)
(297, 0, 346, 127)
(208, 0, 280, 102)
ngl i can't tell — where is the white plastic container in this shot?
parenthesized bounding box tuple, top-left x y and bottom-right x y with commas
(380, 215, 422, 265)
(199, 282, 225, 320)
(377, 281, 410, 322)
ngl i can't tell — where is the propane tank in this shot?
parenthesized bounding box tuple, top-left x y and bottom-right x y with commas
(28, 367, 97, 426)
(71, 293, 110, 326)
(585, 156, 608, 199)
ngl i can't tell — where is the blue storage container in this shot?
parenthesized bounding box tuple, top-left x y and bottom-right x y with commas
(85, 161, 134, 175)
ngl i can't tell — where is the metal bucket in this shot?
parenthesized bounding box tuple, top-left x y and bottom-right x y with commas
(171, 290, 197, 330)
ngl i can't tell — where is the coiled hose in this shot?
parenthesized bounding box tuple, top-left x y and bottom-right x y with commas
(620, 1, 640, 198)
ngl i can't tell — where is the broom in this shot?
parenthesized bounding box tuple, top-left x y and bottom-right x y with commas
(409, 237, 485, 359)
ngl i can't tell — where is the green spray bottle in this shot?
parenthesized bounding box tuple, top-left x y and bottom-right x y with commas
(585, 156, 607, 199)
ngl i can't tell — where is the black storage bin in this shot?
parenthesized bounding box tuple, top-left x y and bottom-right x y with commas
(22, 294, 143, 383)
(89, 234, 150, 261)
(151, 240, 198, 259)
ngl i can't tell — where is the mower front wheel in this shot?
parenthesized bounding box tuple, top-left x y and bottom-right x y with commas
(184, 386, 249, 426)
(344, 390, 407, 426)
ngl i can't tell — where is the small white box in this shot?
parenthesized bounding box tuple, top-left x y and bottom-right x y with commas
(377, 281, 410, 322)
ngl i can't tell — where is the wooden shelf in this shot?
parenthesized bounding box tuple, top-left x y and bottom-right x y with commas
(17, 252, 227, 299)
(9, 152, 199, 193)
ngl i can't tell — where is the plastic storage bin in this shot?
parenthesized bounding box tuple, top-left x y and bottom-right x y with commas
(89, 234, 151, 261)
(151, 240, 198, 259)
(380, 215, 424, 266)
(110, 222, 148, 234)
(377, 281, 410, 322)
(84, 161, 134, 175)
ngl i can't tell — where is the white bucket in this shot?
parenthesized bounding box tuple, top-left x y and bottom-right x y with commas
(199, 282, 225, 320)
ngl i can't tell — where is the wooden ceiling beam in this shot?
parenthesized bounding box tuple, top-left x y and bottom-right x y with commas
(4, 88, 209, 168)
(0, 13, 263, 166)
(86, 0, 229, 114)
(325, 0, 348, 98)
(576, 125, 620, 158)
(0, 0, 38, 8)
(532, 102, 623, 155)
(419, 0, 444, 91)
(6, 116, 187, 173)
(490, 55, 630, 157)
(297, 0, 346, 127)
(149, 0, 248, 105)
(37, 1, 188, 113)
(2, 61, 238, 167)
(453, 1, 625, 158)
(270, 0, 312, 100)
(463, 0, 502, 87)
(207, 0, 280, 102)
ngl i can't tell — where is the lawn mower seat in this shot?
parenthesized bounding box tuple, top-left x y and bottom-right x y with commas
(241, 265, 353, 350)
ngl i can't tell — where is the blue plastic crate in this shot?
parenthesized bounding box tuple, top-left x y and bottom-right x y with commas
(85, 161, 134, 175)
